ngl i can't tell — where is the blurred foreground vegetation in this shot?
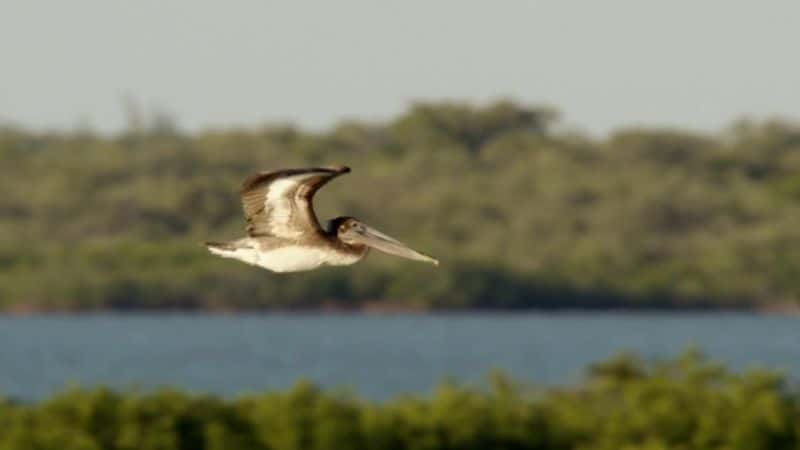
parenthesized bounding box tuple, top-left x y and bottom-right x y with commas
(1, 100, 800, 311)
(1, 351, 798, 450)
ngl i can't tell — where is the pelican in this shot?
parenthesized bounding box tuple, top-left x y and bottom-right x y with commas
(205, 166, 439, 272)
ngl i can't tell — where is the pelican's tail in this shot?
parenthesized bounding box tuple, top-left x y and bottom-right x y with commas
(205, 240, 241, 258)
(205, 239, 261, 267)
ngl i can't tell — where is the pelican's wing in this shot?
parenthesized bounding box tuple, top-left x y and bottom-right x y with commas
(240, 166, 350, 239)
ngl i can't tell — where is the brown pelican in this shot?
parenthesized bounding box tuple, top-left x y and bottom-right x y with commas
(205, 166, 439, 272)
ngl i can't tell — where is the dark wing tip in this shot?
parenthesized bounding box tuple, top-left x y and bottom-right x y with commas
(241, 166, 351, 193)
(240, 172, 269, 194)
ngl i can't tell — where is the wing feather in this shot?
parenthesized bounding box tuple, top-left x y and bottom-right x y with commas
(240, 166, 350, 239)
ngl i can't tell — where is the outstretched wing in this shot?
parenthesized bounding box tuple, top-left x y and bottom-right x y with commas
(239, 166, 350, 239)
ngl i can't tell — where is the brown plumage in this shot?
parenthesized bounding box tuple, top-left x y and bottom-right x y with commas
(240, 166, 350, 239)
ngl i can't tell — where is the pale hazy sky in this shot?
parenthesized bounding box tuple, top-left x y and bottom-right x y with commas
(1, 1, 798, 135)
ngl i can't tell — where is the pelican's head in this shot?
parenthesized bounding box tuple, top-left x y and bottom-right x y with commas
(327, 217, 439, 266)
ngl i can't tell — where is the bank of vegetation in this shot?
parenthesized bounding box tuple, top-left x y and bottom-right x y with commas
(1, 101, 799, 311)
(1, 352, 798, 450)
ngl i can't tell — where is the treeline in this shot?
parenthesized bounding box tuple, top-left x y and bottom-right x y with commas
(1, 100, 800, 311)
(1, 352, 798, 450)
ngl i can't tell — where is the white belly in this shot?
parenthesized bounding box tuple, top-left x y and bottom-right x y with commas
(209, 244, 363, 273)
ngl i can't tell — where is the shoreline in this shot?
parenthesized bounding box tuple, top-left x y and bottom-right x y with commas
(1, 303, 797, 317)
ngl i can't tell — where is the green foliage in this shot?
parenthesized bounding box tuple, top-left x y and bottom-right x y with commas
(0, 352, 798, 449)
(1, 101, 800, 310)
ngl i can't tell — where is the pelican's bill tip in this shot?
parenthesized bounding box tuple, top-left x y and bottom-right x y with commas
(327, 165, 351, 174)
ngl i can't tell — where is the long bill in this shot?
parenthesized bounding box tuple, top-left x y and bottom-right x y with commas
(347, 224, 439, 266)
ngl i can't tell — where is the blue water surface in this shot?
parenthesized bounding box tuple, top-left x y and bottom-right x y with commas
(0, 313, 797, 400)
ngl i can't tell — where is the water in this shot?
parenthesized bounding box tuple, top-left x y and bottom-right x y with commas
(0, 313, 798, 400)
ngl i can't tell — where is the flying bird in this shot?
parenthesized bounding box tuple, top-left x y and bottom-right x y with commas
(206, 166, 439, 272)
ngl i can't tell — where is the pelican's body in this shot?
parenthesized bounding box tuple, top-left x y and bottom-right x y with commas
(206, 167, 438, 273)
(208, 236, 367, 273)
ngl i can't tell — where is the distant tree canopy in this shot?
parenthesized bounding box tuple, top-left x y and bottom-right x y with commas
(0, 100, 799, 311)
